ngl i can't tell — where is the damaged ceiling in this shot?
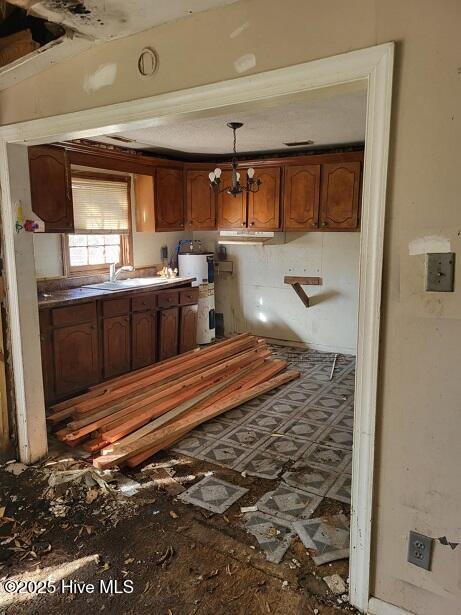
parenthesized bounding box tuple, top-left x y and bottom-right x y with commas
(7, 0, 240, 41)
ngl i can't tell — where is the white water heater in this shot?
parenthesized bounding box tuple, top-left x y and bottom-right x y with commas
(178, 253, 215, 344)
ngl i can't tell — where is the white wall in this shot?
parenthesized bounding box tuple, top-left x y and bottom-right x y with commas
(195, 230, 360, 354)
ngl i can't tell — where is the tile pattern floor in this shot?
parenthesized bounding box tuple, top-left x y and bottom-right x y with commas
(293, 514, 350, 565)
(178, 475, 248, 514)
(244, 511, 296, 564)
(171, 346, 355, 565)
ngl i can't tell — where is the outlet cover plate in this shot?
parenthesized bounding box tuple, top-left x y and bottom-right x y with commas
(426, 252, 455, 292)
(408, 531, 433, 570)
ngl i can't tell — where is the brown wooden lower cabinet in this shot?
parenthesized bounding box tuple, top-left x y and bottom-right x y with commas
(179, 304, 198, 353)
(103, 315, 131, 379)
(132, 311, 157, 369)
(53, 322, 99, 397)
(158, 307, 179, 361)
(39, 285, 198, 403)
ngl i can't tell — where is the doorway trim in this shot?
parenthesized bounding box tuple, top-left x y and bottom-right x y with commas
(0, 42, 394, 613)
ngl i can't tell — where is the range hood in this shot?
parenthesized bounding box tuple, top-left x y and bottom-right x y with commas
(218, 230, 282, 245)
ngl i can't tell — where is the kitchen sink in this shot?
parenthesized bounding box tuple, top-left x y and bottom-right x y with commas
(83, 277, 174, 292)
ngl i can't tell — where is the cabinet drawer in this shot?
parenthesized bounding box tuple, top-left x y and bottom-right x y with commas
(132, 293, 156, 312)
(51, 302, 96, 327)
(180, 288, 199, 305)
(102, 298, 130, 317)
(157, 291, 179, 308)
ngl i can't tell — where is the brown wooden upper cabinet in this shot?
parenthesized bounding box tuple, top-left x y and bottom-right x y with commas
(185, 169, 216, 230)
(217, 169, 247, 229)
(28, 145, 74, 233)
(217, 167, 282, 231)
(284, 164, 321, 231)
(320, 162, 361, 230)
(155, 167, 184, 231)
(247, 167, 281, 230)
(284, 160, 361, 231)
(134, 174, 155, 232)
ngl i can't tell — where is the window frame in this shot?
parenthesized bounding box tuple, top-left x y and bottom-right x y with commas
(63, 171, 133, 277)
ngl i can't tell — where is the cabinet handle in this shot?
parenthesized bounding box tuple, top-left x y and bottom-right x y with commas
(311, 222, 318, 228)
(321, 221, 328, 227)
(250, 221, 255, 226)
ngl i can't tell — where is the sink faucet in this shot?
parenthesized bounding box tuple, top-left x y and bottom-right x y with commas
(109, 264, 134, 282)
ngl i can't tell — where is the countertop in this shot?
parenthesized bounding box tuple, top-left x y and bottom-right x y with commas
(37, 277, 196, 309)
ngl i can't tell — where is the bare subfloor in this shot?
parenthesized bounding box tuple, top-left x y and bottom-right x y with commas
(0, 452, 357, 615)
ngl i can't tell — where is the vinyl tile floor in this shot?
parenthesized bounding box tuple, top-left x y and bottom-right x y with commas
(170, 344, 355, 564)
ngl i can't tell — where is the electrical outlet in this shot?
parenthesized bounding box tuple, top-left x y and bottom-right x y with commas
(408, 531, 433, 570)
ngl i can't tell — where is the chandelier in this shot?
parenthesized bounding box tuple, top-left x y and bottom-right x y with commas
(209, 122, 262, 197)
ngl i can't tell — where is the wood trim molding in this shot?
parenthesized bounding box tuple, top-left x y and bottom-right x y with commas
(0, 43, 394, 612)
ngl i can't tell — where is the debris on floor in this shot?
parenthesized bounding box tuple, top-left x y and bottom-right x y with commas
(3, 343, 357, 613)
(323, 573, 348, 595)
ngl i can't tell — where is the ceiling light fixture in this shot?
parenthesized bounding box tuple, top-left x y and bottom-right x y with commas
(209, 122, 261, 197)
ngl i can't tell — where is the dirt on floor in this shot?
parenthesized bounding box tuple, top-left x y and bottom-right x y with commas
(0, 448, 357, 615)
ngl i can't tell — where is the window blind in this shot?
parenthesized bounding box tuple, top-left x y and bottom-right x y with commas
(71, 176, 129, 234)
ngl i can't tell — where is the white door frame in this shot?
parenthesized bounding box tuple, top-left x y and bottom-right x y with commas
(0, 42, 394, 612)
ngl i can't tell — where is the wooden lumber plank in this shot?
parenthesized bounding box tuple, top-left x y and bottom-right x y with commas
(123, 360, 288, 468)
(125, 430, 188, 468)
(64, 357, 261, 442)
(291, 282, 310, 308)
(98, 356, 266, 434)
(49, 333, 252, 413)
(101, 362, 260, 444)
(93, 370, 299, 470)
(102, 360, 281, 454)
(73, 336, 260, 415)
(179, 359, 287, 419)
(68, 347, 267, 430)
(283, 276, 322, 285)
(83, 436, 108, 453)
(62, 349, 268, 443)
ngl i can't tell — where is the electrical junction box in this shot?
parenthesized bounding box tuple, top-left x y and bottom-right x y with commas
(426, 252, 455, 292)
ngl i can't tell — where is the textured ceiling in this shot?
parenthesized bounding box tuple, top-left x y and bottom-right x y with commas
(8, 0, 239, 41)
(93, 83, 367, 155)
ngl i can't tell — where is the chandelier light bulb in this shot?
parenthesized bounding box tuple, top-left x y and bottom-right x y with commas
(209, 123, 262, 195)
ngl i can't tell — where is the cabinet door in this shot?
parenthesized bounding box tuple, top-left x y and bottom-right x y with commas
(320, 162, 361, 230)
(53, 322, 99, 397)
(132, 311, 157, 369)
(179, 304, 198, 354)
(283, 164, 321, 231)
(134, 174, 155, 232)
(28, 145, 74, 233)
(186, 170, 216, 230)
(217, 170, 247, 229)
(103, 315, 131, 379)
(248, 167, 281, 230)
(158, 307, 179, 361)
(155, 167, 184, 231)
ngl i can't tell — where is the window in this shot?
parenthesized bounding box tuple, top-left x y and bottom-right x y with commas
(64, 172, 132, 275)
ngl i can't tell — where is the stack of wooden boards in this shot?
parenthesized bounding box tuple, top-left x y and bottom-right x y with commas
(47, 334, 299, 470)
